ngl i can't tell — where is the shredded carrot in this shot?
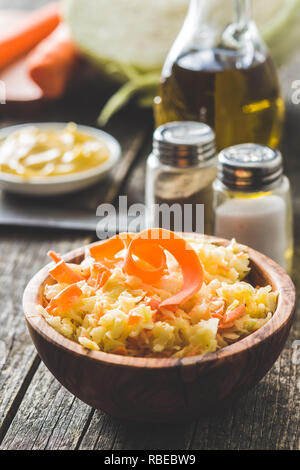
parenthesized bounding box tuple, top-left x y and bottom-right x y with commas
(27, 23, 78, 99)
(0, 3, 61, 69)
(218, 305, 246, 330)
(128, 313, 143, 326)
(145, 297, 161, 311)
(212, 312, 223, 320)
(88, 262, 110, 289)
(218, 264, 230, 272)
(97, 270, 110, 289)
(123, 238, 166, 284)
(212, 309, 224, 320)
(211, 302, 225, 319)
(89, 233, 135, 263)
(46, 284, 82, 315)
(186, 346, 201, 357)
(47, 250, 62, 263)
(161, 310, 176, 321)
(113, 347, 128, 356)
(223, 304, 246, 324)
(218, 322, 235, 330)
(152, 311, 161, 322)
(123, 229, 204, 308)
(49, 259, 84, 284)
(95, 301, 105, 321)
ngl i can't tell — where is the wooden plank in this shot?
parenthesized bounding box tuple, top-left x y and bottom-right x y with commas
(0, 228, 91, 444)
(79, 411, 196, 450)
(0, 362, 92, 450)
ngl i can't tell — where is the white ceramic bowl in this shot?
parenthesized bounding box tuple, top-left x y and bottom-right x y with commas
(0, 123, 121, 196)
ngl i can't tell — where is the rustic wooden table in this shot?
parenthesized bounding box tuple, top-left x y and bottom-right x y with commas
(0, 0, 299, 451)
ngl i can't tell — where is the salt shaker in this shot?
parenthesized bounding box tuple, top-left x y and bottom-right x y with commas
(213, 144, 294, 272)
(145, 121, 217, 234)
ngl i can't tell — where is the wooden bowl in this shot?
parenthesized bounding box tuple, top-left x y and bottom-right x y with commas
(23, 235, 296, 422)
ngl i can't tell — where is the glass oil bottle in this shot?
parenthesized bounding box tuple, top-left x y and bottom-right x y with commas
(155, 0, 285, 151)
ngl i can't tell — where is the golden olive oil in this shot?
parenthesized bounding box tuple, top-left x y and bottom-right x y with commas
(155, 48, 284, 151)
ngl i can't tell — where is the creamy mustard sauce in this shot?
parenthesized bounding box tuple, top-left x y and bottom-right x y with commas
(0, 123, 110, 178)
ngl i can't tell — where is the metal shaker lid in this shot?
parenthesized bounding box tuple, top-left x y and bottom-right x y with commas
(218, 143, 283, 191)
(153, 121, 216, 167)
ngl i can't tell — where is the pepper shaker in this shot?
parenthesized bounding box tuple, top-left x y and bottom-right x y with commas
(213, 143, 294, 272)
(145, 121, 217, 234)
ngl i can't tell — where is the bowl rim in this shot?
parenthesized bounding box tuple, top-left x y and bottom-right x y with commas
(23, 234, 296, 369)
(0, 122, 121, 186)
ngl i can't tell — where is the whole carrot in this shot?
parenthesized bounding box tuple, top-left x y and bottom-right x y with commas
(0, 2, 61, 69)
(27, 23, 78, 99)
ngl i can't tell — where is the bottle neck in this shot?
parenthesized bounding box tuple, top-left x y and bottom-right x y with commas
(183, 0, 256, 56)
(234, 0, 252, 31)
(187, 0, 252, 30)
(162, 0, 263, 76)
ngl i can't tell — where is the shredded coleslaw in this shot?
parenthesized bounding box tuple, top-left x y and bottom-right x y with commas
(39, 234, 277, 358)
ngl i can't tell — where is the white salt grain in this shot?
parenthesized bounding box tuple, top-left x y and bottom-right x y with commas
(215, 195, 286, 267)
